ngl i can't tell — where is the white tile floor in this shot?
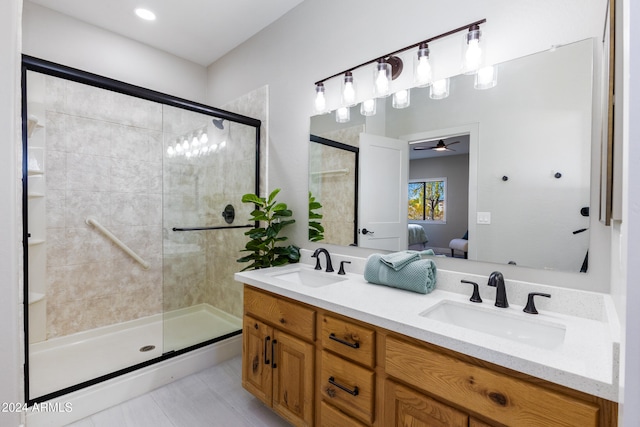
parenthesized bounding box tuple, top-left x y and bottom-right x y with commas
(65, 356, 291, 427)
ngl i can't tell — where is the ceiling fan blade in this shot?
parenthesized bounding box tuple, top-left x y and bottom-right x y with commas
(446, 141, 460, 146)
(446, 147, 456, 151)
(412, 146, 432, 150)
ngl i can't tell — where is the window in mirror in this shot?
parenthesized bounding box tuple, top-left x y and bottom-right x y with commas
(409, 179, 447, 223)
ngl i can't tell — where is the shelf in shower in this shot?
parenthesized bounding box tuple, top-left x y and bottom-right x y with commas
(28, 169, 44, 176)
(28, 239, 45, 246)
(28, 192, 45, 199)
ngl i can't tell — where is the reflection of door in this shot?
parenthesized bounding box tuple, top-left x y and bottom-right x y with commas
(358, 133, 408, 250)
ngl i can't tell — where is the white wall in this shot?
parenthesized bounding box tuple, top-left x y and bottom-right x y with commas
(206, 0, 608, 289)
(22, 2, 207, 103)
(618, 0, 640, 424)
(0, 0, 22, 425)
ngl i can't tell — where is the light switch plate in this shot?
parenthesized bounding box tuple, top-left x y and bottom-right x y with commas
(477, 212, 491, 224)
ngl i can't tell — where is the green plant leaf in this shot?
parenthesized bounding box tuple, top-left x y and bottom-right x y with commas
(273, 209, 293, 218)
(272, 202, 287, 211)
(309, 201, 322, 210)
(267, 188, 281, 204)
(242, 193, 264, 204)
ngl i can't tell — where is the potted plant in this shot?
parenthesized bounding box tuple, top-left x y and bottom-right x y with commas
(237, 188, 300, 270)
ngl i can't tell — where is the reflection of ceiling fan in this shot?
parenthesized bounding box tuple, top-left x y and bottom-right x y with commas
(413, 139, 459, 152)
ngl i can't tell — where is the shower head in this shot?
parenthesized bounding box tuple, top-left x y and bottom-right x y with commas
(212, 118, 225, 130)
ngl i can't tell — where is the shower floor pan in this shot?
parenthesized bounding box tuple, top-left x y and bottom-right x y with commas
(28, 303, 241, 399)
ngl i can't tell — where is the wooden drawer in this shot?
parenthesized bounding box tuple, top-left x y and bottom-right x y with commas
(320, 401, 367, 427)
(385, 336, 600, 427)
(320, 351, 375, 424)
(321, 315, 375, 368)
(244, 286, 315, 340)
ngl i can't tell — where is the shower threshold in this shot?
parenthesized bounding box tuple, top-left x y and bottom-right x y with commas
(28, 304, 241, 400)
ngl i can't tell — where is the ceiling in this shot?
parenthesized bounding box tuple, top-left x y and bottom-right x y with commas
(27, 0, 305, 67)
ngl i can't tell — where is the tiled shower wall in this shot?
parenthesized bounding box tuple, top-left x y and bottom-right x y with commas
(43, 75, 164, 338)
(38, 74, 265, 338)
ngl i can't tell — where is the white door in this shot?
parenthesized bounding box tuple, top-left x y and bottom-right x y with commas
(358, 133, 408, 251)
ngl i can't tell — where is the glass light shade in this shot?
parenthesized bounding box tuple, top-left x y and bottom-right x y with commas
(475, 65, 498, 89)
(392, 89, 411, 109)
(430, 78, 450, 100)
(373, 60, 392, 98)
(414, 43, 432, 87)
(182, 139, 189, 150)
(341, 72, 357, 106)
(200, 132, 208, 144)
(192, 136, 199, 147)
(360, 99, 376, 116)
(314, 83, 326, 113)
(167, 146, 175, 157)
(462, 26, 484, 74)
(336, 106, 350, 123)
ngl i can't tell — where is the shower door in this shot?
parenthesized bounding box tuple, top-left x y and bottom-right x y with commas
(161, 106, 258, 353)
(23, 56, 260, 404)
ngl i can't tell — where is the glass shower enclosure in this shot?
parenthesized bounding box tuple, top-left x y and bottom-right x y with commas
(22, 56, 260, 404)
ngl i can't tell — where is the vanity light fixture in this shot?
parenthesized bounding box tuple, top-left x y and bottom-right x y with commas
(430, 78, 450, 100)
(360, 98, 377, 116)
(314, 83, 326, 114)
(342, 72, 357, 106)
(475, 65, 497, 89)
(134, 8, 156, 21)
(336, 106, 350, 123)
(313, 18, 486, 112)
(414, 42, 433, 87)
(392, 89, 411, 109)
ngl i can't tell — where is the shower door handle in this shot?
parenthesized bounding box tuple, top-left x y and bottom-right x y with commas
(271, 339, 278, 368)
(264, 336, 271, 365)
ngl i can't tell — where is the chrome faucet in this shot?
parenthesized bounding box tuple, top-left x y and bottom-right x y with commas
(311, 248, 334, 273)
(487, 271, 508, 308)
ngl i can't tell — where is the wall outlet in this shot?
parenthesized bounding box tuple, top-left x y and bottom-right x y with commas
(477, 212, 491, 224)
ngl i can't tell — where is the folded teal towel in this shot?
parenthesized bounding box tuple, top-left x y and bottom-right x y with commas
(364, 253, 437, 294)
(380, 251, 420, 271)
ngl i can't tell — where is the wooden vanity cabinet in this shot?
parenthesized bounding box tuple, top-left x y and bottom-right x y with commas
(242, 285, 618, 427)
(242, 288, 315, 426)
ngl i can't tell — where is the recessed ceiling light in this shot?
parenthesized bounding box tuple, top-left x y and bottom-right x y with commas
(134, 8, 156, 21)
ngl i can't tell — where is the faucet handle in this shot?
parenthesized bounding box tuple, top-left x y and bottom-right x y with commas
(461, 280, 482, 303)
(338, 261, 351, 275)
(523, 292, 551, 314)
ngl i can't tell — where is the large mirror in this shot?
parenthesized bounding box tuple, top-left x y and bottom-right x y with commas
(309, 38, 596, 273)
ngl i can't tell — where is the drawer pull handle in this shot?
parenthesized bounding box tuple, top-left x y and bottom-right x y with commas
(329, 333, 360, 349)
(328, 376, 359, 396)
(264, 336, 271, 365)
(271, 339, 278, 368)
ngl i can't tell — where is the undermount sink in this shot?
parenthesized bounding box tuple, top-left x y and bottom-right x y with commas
(420, 300, 566, 350)
(269, 267, 348, 288)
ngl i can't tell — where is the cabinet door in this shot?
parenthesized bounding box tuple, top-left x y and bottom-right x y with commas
(272, 329, 315, 427)
(242, 315, 273, 406)
(385, 380, 468, 427)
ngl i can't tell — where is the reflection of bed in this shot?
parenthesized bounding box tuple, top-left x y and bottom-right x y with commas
(408, 224, 428, 250)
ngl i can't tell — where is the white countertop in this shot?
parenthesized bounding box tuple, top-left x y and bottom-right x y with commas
(235, 259, 619, 402)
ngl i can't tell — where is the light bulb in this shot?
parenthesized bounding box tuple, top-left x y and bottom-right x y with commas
(336, 107, 350, 123)
(465, 39, 482, 71)
(167, 146, 175, 157)
(392, 89, 410, 109)
(342, 72, 356, 106)
(314, 83, 326, 113)
(430, 78, 450, 100)
(192, 136, 199, 147)
(219, 140, 226, 149)
(475, 65, 497, 89)
(360, 99, 376, 116)
(182, 139, 189, 150)
(200, 133, 208, 144)
(175, 143, 183, 153)
(415, 43, 432, 87)
(373, 60, 392, 98)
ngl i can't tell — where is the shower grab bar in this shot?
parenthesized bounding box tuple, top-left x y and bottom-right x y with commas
(172, 224, 253, 232)
(85, 216, 150, 270)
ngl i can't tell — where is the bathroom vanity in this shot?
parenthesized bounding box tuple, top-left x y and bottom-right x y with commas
(235, 261, 619, 426)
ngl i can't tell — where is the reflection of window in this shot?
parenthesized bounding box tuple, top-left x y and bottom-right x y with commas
(408, 178, 446, 222)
